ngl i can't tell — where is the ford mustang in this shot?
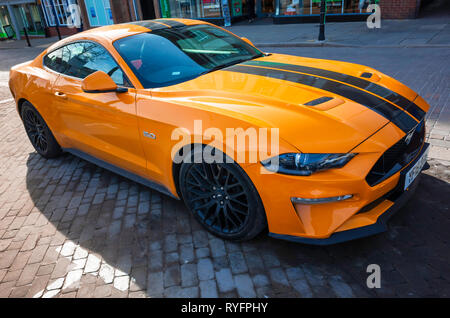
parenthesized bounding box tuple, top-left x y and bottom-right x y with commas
(9, 19, 430, 244)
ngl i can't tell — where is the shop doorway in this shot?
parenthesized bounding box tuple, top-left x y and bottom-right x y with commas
(257, 0, 275, 17)
(140, 0, 156, 19)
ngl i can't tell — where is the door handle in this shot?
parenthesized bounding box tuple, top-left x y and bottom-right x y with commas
(55, 92, 67, 99)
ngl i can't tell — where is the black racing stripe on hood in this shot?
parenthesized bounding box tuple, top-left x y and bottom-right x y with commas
(226, 64, 418, 133)
(243, 60, 426, 122)
(127, 21, 170, 31)
(154, 19, 186, 27)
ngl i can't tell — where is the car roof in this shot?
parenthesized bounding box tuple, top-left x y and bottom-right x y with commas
(46, 18, 211, 52)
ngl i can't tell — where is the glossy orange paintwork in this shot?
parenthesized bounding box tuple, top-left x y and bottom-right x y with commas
(9, 19, 430, 241)
(81, 71, 118, 92)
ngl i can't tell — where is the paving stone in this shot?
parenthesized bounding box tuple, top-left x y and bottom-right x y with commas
(99, 263, 115, 284)
(63, 269, 83, 290)
(84, 254, 101, 273)
(28, 244, 49, 264)
(229, 252, 248, 274)
(179, 243, 195, 264)
(47, 277, 65, 290)
(16, 263, 40, 286)
(234, 274, 256, 298)
(0, 249, 19, 269)
(209, 239, 226, 258)
(10, 285, 31, 297)
(329, 275, 355, 298)
(199, 279, 219, 298)
(252, 274, 270, 288)
(93, 284, 112, 298)
(216, 268, 235, 293)
(37, 264, 55, 277)
(195, 247, 210, 259)
(114, 275, 130, 291)
(42, 289, 60, 298)
(164, 264, 181, 287)
(147, 271, 164, 297)
(197, 258, 214, 281)
(181, 263, 198, 287)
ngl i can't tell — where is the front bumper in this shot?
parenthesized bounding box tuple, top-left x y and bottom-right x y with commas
(268, 142, 429, 245)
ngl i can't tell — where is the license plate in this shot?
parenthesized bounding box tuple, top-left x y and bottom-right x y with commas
(404, 146, 429, 190)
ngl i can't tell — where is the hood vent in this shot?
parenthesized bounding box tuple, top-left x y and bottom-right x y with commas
(360, 71, 381, 82)
(305, 96, 333, 106)
(303, 97, 344, 111)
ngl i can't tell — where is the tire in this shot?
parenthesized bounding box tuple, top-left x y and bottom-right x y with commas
(179, 149, 267, 241)
(21, 101, 62, 159)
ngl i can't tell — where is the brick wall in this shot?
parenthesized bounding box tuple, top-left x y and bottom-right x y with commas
(380, 0, 422, 19)
(110, 0, 134, 24)
(46, 27, 78, 37)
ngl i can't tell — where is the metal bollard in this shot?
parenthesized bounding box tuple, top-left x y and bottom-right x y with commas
(318, 0, 326, 42)
(23, 27, 31, 47)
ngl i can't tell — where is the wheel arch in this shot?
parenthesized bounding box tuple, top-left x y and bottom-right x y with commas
(172, 143, 237, 199)
(17, 98, 29, 117)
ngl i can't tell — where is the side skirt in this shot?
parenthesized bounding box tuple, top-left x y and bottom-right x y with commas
(63, 148, 179, 200)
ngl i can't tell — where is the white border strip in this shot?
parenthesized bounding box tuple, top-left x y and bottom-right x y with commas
(0, 98, 13, 104)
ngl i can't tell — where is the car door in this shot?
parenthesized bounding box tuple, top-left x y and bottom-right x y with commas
(51, 41, 147, 177)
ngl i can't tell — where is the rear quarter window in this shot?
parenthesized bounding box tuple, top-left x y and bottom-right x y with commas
(43, 48, 66, 73)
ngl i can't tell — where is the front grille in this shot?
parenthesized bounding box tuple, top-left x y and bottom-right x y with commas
(366, 120, 425, 186)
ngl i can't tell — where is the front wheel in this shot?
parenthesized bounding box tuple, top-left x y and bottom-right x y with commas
(179, 156, 267, 241)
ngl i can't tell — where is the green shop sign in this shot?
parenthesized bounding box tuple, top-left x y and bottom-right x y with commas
(160, 0, 171, 18)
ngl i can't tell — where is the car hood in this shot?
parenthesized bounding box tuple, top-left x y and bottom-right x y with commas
(151, 54, 423, 153)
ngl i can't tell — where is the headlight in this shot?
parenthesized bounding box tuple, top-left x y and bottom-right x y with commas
(261, 153, 356, 176)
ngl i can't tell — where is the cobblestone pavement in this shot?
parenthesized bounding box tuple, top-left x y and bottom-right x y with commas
(0, 46, 449, 298)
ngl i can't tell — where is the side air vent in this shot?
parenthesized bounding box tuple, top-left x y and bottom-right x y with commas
(305, 96, 333, 106)
(360, 72, 373, 79)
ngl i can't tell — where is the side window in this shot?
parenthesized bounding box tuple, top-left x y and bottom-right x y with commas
(43, 48, 66, 73)
(45, 42, 130, 87)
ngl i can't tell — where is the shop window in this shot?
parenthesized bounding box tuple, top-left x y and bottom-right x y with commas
(12, 4, 45, 36)
(160, 0, 222, 19)
(41, 0, 71, 26)
(277, 0, 378, 16)
(84, 0, 114, 26)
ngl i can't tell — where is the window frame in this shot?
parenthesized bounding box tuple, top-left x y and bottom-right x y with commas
(43, 39, 134, 89)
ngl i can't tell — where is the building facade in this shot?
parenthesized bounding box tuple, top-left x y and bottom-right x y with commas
(0, 0, 47, 40)
(0, 0, 427, 41)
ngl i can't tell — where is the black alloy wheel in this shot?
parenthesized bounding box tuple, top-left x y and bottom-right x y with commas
(179, 151, 266, 241)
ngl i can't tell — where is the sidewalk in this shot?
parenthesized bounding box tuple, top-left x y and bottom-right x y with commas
(0, 36, 64, 50)
(229, 0, 450, 47)
(1, 0, 449, 51)
(229, 13, 450, 48)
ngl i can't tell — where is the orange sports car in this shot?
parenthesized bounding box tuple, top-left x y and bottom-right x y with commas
(9, 19, 429, 244)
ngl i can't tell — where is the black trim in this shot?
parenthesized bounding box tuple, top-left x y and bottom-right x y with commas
(83, 87, 128, 94)
(64, 148, 178, 199)
(153, 19, 186, 28)
(242, 60, 426, 122)
(226, 64, 418, 133)
(366, 122, 426, 186)
(269, 143, 429, 245)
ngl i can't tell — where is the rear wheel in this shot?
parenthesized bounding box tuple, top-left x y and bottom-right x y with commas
(179, 151, 267, 241)
(21, 102, 62, 159)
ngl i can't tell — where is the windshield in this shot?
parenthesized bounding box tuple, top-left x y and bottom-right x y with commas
(113, 24, 263, 88)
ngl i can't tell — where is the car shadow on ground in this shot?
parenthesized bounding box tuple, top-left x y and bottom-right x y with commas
(25, 152, 450, 297)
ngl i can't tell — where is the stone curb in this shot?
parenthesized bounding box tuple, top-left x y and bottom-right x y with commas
(254, 41, 450, 48)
